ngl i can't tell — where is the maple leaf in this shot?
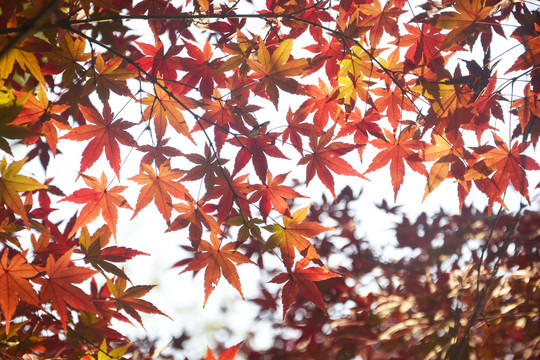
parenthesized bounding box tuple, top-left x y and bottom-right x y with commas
(138, 137, 183, 168)
(42, 32, 91, 86)
(365, 128, 428, 200)
(0, 35, 46, 85)
(372, 85, 416, 129)
(475, 133, 540, 203)
(434, 0, 494, 50)
(11, 87, 70, 155)
(179, 39, 224, 97)
(0, 157, 47, 227)
(60, 104, 136, 178)
(217, 30, 257, 77)
(400, 23, 445, 71)
(130, 160, 192, 223)
(140, 82, 196, 141)
(336, 108, 384, 159)
(247, 38, 309, 108)
(78, 226, 147, 280)
(206, 172, 253, 224)
(82, 339, 131, 360)
(107, 276, 168, 326)
(168, 199, 221, 250)
(89, 53, 136, 103)
(206, 343, 242, 360)
(194, 91, 248, 153)
(249, 172, 304, 222)
(0, 249, 39, 334)
(181, 233, 255, 306)
(181, 143, 227, 193)
(422, 134, 470, 200)
(61, 173, 132, 240)
(230, 129, 288, 184)
(298, 129, 367, 198)
(358, 0, 405, 46)
(281, 107, 312, 155)
(0, 92, 40, 155)
(300, 79, 343, 129)
(34, 247, 99, 333)
(304, 32, 343, 79)
(336, 45, 381, 107)
(135, 41, 183, 80)
(270, 258, 341, 318)
(264, 206, 333, 269)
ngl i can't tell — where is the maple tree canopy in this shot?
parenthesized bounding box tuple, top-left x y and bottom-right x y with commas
(0, 0, 539, 359)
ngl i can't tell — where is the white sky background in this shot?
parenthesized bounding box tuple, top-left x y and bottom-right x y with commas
(9, 0, 540, 358)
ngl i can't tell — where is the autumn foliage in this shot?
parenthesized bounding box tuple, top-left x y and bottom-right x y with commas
(0, 0, 539, 359)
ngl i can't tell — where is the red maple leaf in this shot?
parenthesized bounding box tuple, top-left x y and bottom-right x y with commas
(60, 104, 136, 178)
(249, 172, 304, 222)
(270, 258, 341, 318)
(206, 172, 253, 224)
(230, 129, 287, 184)
(179, 39, 224, 97)
(298, 129, 367, 198)
(135, 41, 183, 80)
(281, 107, 313, 155)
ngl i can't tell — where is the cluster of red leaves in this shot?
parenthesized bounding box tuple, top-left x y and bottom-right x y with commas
(0, 0, 539, 358)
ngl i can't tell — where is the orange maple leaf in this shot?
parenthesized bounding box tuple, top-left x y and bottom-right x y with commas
(181, 232, 255, 306)
(264, 206, 333, 270)
(61, 173, 132, 240)
(298, 129, 367, 198)
(247, 38, 309, 108)
(300, 79, 343, 129)
(0, 250, 39, 334)
(140, 83, 196, 141)
(90, 53, 136, 103)
(0, 157, 47, 227)
(34, 247, 99, 333)
(372, 85, 416, 129)
(41, 33, 91, 86)
(168, 199, 221, 250)
(435, 0, 494, 50)
(107, 276, 168, 326)
(60, 104, 136, 178)
(206, 342, 242, 360)
(130, 160, 192, 223)
(270, 258, 341, 318)
(476, 133, 540, 203)
(358, 0, 405, 46)
(0, 35, 46, 85)
(422, 134, 470, 200)
(365, 128, 428, 200)
(11, 87, 70, 155)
